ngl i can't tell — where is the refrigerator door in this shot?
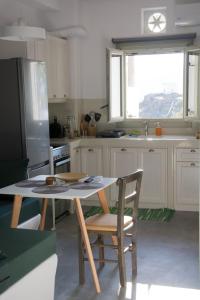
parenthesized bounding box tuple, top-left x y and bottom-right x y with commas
(0, 59, 25, 160)
(21, 59, 50, 168)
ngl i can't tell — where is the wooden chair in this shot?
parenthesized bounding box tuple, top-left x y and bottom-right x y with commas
(78, 169, 143, 287)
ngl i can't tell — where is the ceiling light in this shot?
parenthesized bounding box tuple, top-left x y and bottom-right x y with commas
(0, 18, 46, 41)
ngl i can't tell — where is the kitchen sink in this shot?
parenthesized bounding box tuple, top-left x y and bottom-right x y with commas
(120, 135, 196, 141)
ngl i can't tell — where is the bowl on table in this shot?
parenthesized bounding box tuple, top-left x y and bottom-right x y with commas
(55, 172, 87, 183)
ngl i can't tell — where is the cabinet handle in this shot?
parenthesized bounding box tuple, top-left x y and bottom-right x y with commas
(190, 163, 196, 167)
(149, 149, 154, 152)
(64, 94, 67, 98)
(190, 149, 196, 153)
(88, 148, 94, 152)
(76, 149, 79, 153)
(53, 94, 56, 98)
(121, 148, 127, 151)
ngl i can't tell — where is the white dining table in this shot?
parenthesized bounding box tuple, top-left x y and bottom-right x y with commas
(0, 175, 117, 293)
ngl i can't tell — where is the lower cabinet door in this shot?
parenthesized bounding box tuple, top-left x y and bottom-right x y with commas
(80, 147, 103, 176)
(70, 148, 81, 172)
(110, 147, 138, 205)
(138, 148, 167, 208)
(175, 162, 199, 211)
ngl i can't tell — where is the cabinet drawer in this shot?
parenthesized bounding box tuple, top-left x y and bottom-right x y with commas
(176, 148, 200, 161)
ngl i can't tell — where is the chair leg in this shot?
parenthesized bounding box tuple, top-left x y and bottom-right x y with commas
(78, 227, 85, 285)
(131, 229, 137, 276)
(98, 234, 105, 268)
(118, 235, 126, 287)
(131, 241, 137, 276)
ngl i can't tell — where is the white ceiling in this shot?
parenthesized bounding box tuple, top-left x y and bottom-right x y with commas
(15, 0, 60, 11)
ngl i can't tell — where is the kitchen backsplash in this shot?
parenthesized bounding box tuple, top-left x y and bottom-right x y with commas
(48, 98, 199, 136)
(48, 100, 75, 125)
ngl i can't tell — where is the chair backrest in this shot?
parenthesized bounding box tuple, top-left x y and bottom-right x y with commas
(116, 169, 143, 234)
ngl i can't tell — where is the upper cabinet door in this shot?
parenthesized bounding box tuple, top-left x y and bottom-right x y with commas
(184, 49, 200, 120)
(46, 36, 68, 101)
(46, 36, 57, 99)
(107, 48, 125, 122)
(56, 38, 68, 99)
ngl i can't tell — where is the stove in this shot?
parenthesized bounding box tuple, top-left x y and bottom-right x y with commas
(49, 143, 71, 227)
(50, 144, 70, 163)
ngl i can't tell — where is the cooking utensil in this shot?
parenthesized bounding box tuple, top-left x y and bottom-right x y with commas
(95, 113, 101, 122)
(85, 114, 91, 123)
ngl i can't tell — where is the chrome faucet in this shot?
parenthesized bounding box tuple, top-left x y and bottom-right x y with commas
(144, 121, 149, 136)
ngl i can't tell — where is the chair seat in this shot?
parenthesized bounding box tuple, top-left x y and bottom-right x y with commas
(85, 213, 133, 232)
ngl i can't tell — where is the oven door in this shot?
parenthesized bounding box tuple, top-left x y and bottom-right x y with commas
(54, 157, 70, 174)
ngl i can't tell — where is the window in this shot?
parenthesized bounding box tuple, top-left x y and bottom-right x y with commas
(107, 48, 200, 122)
(126, 52, 184, 119)
(186, 50, 200, 118)
(107, 49, 124, 121)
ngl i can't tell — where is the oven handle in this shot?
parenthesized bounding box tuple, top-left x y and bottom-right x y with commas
(55, 158, 71, 167)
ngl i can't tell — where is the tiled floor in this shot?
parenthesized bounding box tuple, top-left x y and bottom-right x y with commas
(54, 211, 200, 300)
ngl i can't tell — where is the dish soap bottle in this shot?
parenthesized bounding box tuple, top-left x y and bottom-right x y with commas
(155, 122, 162, 136)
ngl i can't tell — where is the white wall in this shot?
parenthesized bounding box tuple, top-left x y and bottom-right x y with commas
(78, 0, 199, 100)
(44, 0, 80, 30)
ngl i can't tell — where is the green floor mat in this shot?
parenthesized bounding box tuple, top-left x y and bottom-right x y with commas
(84, 207, 175, 222)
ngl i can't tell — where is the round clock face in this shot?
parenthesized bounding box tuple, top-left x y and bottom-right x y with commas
(148, 12, 166, 33)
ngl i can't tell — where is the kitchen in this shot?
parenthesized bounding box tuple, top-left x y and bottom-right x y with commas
(0, 0, 199, 300)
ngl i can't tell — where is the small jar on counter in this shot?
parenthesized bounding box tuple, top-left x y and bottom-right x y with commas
(196, 130, 200, 139)
(155, 122, 162, 136)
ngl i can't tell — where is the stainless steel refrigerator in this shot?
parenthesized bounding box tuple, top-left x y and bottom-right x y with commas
(0, 58, 50, 177)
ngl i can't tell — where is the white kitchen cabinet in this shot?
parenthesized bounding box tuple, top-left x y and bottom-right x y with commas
(176, 148, 200, 162)
(175, 148, 199, 211)
(175, 162, 199, 211)
(110, 147, 138, 177)
(70, 147, 81, 173)
(110, 147, 138, 204)
(0, 39, 46, 61)
(80, 147, 103, 176)
(110, 147, 167, 208)
(46, 36, 68, 101)
(0, 36, 69, 101)
(138, 148, 167, 208)
(28, 40, 47, 61)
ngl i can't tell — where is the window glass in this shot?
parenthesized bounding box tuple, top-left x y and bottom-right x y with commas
(126, 53, 184, 119)
(110, 55, 122, 119)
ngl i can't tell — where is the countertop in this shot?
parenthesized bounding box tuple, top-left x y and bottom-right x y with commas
(51, 135, 199, 145)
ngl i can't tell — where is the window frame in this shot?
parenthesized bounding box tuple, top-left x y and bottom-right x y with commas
(107, 48, 125, 122)
(107, 46, 200, 122)
(184, 48, 200, 121)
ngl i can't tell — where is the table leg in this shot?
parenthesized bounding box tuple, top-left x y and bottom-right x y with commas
(39, 198, 48, 231)
(97, 190, 110, 213)
(74, 198, 101, 294)
(10, 195, 23, 228)
(97, 189, 118, 246)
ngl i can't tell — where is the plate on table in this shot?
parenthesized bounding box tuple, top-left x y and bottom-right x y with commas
(15, 180, 46, 188)
(32, 185, 69, 194)
(55, 172, 87, 182)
